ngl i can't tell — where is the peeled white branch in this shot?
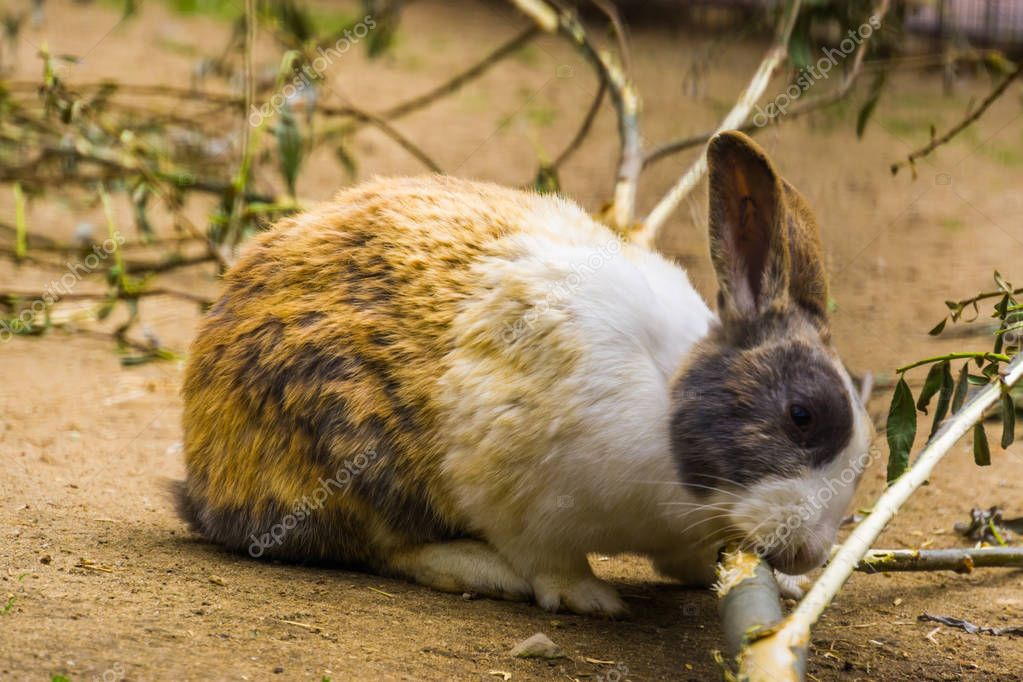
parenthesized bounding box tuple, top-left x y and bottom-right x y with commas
(636, 0, 802, 248)
(715, 550, 783, 663)
(728, 353, 1023, 682)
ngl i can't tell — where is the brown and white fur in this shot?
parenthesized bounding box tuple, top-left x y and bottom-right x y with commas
(176, 131, 872, 616)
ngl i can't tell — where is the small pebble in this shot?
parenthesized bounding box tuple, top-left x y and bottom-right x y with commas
(510, 632, 563, 659)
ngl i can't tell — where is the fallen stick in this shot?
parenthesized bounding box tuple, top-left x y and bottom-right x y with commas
(715, 550, 783, 662)
(856, 547, 1023, 573)
(723, 353, 1023, 681)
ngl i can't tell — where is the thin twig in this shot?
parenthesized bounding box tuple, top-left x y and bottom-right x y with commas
(891, 62, 1023, 175)
(643, 0, 891, 170)
(381, 26, 540, 120)
(896, 351, 1011, 374)
(1, 288, 211, 305)
(510, 0, 641, 232)
(0, 142, 276, 205)
(8, 25, 539, 132)
(343, 109, 443, 173)
(225, 0, 258, 262)
(550, 77, 606, 170)
(590, 0, 632, 76)
(637, 0, 803, 248)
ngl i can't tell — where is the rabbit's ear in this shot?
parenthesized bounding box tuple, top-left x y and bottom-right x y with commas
(778, 179, 829, 319)
(707, 131, 790, 320)
(707, 131, 828, 321)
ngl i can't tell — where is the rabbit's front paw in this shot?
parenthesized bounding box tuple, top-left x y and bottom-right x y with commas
(532, 574, 627, 617)
(774, 570, 810, 600)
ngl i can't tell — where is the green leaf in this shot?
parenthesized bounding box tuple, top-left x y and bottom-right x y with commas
(951, 363, 969, 414)
(928, 317, 947, 336)
(131, 183, 154, 243)
(886, 377, 917, 483)
(334, 143, 358, 183)
(916, 361, 946, 414)
(982, 362, 1000, 380)
(13, 182, 27, 260)
(856, 70, 887, 139)
(275, 103, 303, 198)
(983, 52, 1017, 77)
(994, 270, 1012, 294)
(994, 293, 1010, 318)
(96, 298, 116, 321)
(269, 0, 315, 44)
(1002, 391, 1016, 449)
(364, 0, 401, 58)
(787, 14, 814, 70)
(928, 361, 954, 439)
(973, 422, 991, 466)
(533, 165, 561, 195)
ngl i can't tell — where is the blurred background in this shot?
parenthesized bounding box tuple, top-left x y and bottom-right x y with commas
(1, 1, 1021, 680)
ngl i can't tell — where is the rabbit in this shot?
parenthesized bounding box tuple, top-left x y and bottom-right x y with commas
(175, 130, 873, 616)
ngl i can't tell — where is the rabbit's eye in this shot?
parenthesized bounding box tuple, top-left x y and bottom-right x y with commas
(789, 403, 813, 430)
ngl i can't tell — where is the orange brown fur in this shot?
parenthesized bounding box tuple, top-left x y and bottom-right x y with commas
(180, 176, 549, 565)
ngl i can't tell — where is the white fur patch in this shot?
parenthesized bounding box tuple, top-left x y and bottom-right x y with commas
(438, 202, 719, 582)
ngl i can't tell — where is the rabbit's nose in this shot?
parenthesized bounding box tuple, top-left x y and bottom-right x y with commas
(766, 535, 829, 575)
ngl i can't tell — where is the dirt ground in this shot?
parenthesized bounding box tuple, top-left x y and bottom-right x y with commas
(2, 1, 1022, 680)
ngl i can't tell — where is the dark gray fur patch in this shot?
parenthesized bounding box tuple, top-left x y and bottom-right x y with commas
(198, 313, 463, 549)
(670, 315, 854, 494)
(175, 480, 378, 568)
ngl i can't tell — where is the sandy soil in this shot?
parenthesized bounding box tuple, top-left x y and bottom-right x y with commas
(1, 1, 1022, 680)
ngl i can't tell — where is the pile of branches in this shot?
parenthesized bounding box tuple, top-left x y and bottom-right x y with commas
(3, 0, 1018, 360)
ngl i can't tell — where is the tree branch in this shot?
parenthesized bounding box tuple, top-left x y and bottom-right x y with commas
(551, 77, 606, 171)
(637, 0, 802, 248)
(381, 25, 540, 120)
(715, 549, 783, 667)
(890, 61, 1023, 175)
(1, 287, 211, 305)
(857, 547, 1023, 573)
(643, 0, 890, 170)
(510, 0, 641, 233)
